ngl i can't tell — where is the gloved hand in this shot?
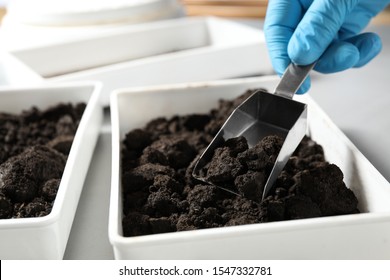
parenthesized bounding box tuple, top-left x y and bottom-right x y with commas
(264, 0, 390, 93)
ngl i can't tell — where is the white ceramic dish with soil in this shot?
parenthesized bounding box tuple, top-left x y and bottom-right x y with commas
(8, 16, 273, 106)
(0, 82, 103, 259)
(109, 76, 390, 259)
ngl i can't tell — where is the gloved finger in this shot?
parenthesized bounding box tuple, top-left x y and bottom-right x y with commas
(264, 26, 292, 76)
(338, 7, 374, 39)
(314, 41, 360, 73)
(288, 0, 360, 65)
(339, 1, 390, 39)
(346, 32, 382, 67)
(264, 0, 305, 76)
(314, 32, 382, 73)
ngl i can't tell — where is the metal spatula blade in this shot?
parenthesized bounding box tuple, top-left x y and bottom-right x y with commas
(192, 62, 315, 200)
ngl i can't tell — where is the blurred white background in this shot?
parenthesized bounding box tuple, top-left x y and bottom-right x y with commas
(0, 0, 185, 50)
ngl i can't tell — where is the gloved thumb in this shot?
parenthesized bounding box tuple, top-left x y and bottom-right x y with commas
(288, 0, 360, 65)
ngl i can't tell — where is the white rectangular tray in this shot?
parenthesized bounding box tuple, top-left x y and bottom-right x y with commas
(9, 17, 273, 106)
(0, 50, 43, 86)
(0, 82, 103, 259)
(109, 76, 390, 259)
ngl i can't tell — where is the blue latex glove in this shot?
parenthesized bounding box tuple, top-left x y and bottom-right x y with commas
(264, 0, 390, 93)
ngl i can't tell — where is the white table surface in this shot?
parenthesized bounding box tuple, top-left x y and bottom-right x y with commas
(309, 27, 390, 183)
(63, 20, 390, 260)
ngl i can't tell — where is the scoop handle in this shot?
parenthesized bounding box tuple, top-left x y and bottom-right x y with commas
(274, 62, 316, 99)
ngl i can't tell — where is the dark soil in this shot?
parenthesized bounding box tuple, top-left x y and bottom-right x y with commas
(121, 89, 359, 237)
(0, 103, 85, 219)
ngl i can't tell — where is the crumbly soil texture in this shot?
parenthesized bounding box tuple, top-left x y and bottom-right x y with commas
(121, 89, 359, 237)
(0, 103, 85, 219)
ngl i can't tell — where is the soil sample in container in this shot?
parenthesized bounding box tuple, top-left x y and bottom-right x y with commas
(120, 89, 359, 237)
(0, 103, 85, 219)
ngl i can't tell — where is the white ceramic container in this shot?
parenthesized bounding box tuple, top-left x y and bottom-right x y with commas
(0, 82, 103, 259)
(9, 17, 273, 106)
(109, 76, 390, 259)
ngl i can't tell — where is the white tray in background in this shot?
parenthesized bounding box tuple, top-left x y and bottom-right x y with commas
(4, 0, 183, 26)
(0, 50, 43, 86)
(109, 76, 390, 259)
(8, 17, 273, 106)
(0, 82, 103, 259)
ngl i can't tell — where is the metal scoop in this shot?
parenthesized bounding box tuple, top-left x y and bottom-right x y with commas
(193, 62, 315, 200)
